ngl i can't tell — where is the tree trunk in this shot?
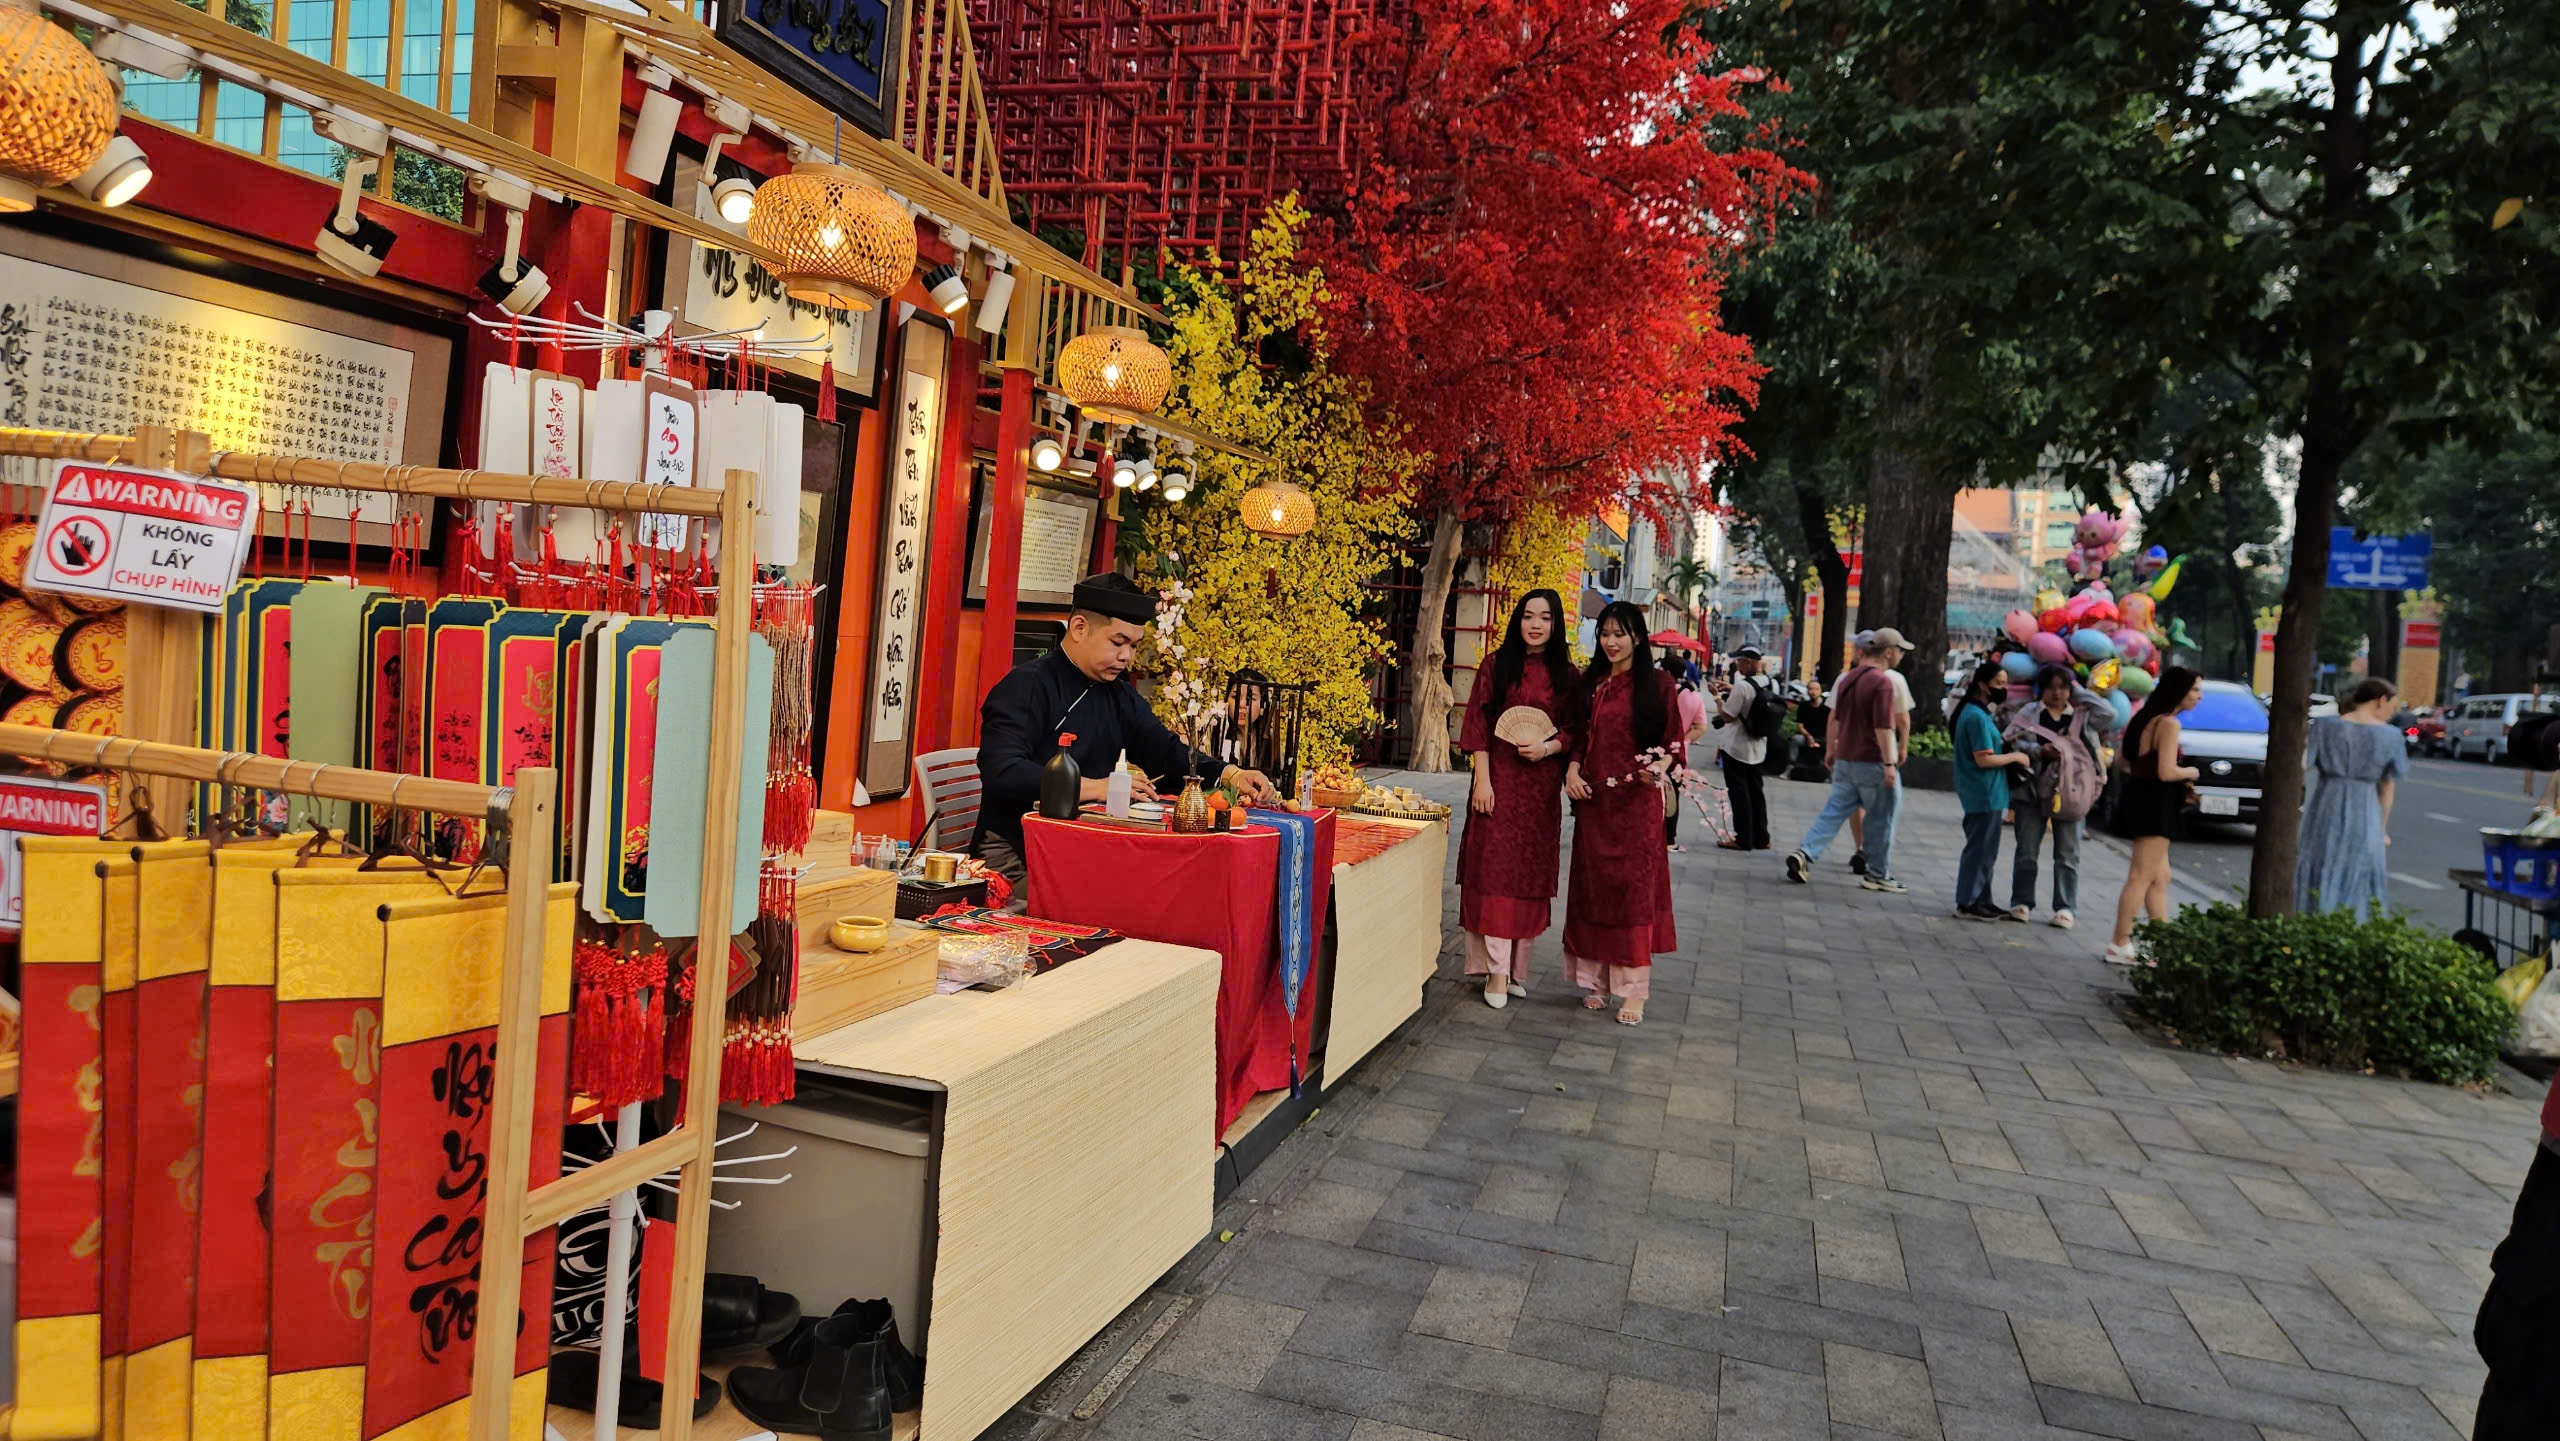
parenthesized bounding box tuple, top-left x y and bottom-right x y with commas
(1859, 339, 1951, 724)
(1405, 503, 1466, 772)
(1796, 474, 1850, 685)
(2367, 589, 2401, 682)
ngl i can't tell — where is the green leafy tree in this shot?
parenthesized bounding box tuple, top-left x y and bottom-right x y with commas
(1698, 0, 2219, 727)
(2407, 431, 2560, 693)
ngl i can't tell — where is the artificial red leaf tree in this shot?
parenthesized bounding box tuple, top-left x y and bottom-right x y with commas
(1308, 0, 1803, 769)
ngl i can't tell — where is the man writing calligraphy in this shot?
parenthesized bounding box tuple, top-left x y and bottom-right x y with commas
(973, 572, 1281, 886)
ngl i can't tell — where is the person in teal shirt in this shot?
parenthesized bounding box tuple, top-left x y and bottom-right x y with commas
(1952, 660, 2031, 920)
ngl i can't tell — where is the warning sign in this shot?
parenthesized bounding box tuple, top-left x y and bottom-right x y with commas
(23, 461, 257, 614)
(0, 775, 109, 937)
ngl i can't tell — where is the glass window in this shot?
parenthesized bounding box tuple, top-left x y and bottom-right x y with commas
(2184, 690, 2268, 733)
(122, 70, 201, 134)
(449, 0, 474, 119)
(212, 80, 265, 155)
(285, 0, 335, 60)
(277, 105, 335, 179)
(347, 0, 391, 85)
(401, 0, 445, 107)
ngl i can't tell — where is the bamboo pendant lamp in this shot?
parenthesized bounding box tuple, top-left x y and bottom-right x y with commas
(0, 0, 117, 213)
(1058, 325, 1173, 414)
(744, 161, 915, 310)
(1243, 479, 1316, 539)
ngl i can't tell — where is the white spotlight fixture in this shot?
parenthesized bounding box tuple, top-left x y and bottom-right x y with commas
(922, 262, 968, 316)
(624, 61, 681, 186)
(1029, 431, 1065, 472)
(91, 29, 193, 81)
(71, 132, 151, 207)
(471, 175, 550, 314)
(311, 113, 396, 279)
(973, 255, 1016, 337)
(1157, 438, 1195, 501)
(692, 97, 752, 230)
(1111, 453, 1139, 489)
(1162, 476, 1189, 503)
(1134, 458, 1158, 492)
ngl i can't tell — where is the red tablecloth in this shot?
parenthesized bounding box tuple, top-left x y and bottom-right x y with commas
(1024, 813, 1335, 1134)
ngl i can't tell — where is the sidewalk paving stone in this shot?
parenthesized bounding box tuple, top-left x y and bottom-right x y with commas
(1070, 774, 2536, 1441)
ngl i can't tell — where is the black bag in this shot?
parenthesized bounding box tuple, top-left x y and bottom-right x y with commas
(1741, 678, 1788, 741)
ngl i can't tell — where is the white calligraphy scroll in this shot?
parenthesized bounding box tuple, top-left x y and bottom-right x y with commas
(861, 320, 948, 798)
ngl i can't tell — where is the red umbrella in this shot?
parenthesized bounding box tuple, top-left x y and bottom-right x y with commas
(1649, 629, 1707, 653)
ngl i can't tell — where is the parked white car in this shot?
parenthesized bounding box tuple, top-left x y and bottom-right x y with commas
(2445, 693, 2556, 763)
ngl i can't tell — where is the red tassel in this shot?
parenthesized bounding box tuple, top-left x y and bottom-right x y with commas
(817, 360, 838, 422)
(572, 937, 668, 1107)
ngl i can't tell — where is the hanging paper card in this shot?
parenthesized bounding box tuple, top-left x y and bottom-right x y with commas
(193, 846, 307, 1441)
(643, 630, 713, 938)
(98, 853, 139, 1441)
(695, 389, 770, 564)
(563, 613, 607, 888)
(730, 634, 776, 936)
(290, 583, 383, 832)
(125, 840, 214, 1441)
(762, 398, 805, 566)
(637, 374, 699, 554)
(580, 615, 629, 922)
(425, 598, 502, 857)
(475, 364, 531, 561)
(596, 619, 693, 922)
(482, 610, 576, 788)
(584, 381, 642, 487)
(361, 885, 575, 1440)
(12, 838, 122, 1441)
(357, 595, 418, 842)
(267, 866, 449, 1440)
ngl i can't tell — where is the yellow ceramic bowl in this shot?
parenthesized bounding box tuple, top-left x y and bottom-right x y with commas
(831, 915, 891, 953)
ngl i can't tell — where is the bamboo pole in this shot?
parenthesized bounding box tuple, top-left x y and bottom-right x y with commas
(655, 469, 759, 1441)
(519, 1129, 698, 1231)
(0, 724, 502, 814)
(467, 764, 559, 1441)
(0, 428, 728, 518)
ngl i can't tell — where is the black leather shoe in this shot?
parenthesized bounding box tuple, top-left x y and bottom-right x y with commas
(732, 1312, 894, 1441)
(771, 1297, 921, 1413)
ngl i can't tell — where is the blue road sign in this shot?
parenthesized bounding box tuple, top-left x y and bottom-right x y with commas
(2327, 528, 2431, 591)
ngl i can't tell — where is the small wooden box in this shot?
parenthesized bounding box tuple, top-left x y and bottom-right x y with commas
(794, 923, 939, 1040)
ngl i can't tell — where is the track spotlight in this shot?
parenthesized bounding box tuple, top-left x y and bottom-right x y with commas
(71, 132, 150, 207)
(974, 257, 1016, 337)
(472, 175, 549, 314)
(90, 29, 193, 80)
(312, 114, 395, 279)
(1111, 454, 1138, 489)
(1157, 439, 1195, 503)
(713, 174, 756, 224)
(1030, 431, 1065, 472)
(923, 262, 968, 316)
(1110, 429, 1151, 489)
(692, 98, 752, 230)
(1134, 459, 1158, 493)
(624, 62, 681, 186)
(1162, 477, 1189, 503)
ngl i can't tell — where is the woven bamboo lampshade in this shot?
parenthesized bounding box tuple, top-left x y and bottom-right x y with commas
(744, 161, 916, 310)
(1058, 325, 1173, 413)
(1242, 479, 1316, 539)
(0, 0, 118, 214)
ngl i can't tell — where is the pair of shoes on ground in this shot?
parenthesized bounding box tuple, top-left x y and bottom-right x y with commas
(1994, 905, 2075, 929)
(1480, 976, 1528, 1009)
(1957, 901, 2005, 921)
(1579, 990, 1643, 1025)
(1783, 850, 1904, 892)
(731, 1297, 923, 1441)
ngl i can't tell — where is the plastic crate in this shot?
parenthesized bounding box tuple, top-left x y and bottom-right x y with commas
(2517, 846, 2560, 902)
(2485, 833, 2528, 893)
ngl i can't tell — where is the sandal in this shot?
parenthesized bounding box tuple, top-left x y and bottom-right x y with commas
(1616, 1004, 1644, 1026)
(1581, 991, 1607, 1011)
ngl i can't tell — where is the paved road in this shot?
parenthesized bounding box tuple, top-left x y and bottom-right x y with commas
(2167, 754, 2538, 934)
(1061, 773, 2536, 1441)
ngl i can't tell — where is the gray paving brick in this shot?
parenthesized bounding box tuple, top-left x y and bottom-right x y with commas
(1630, 1232, 1726, 1315)
(1823, 1343, 1941, 1439)
(1276, 1179, 1392, 1244)
(1152, 1293, 1306, 1390)
(2168, 1285, 2302, 1366)
(1716, 1358, 1830, 1441)
(1286, 1275, 1425, 1364)
(1920, 1327, 2040, 1421)
(1531, 1253, 1634, 1330)
(1406, 1266, 1524, 1350)
(2030, 1385, 2257, 1441)
(1107, 1370, 1358, 1441)
(2011, 1307, 2135, 1401)
(1595, 1375, 1715, 1441)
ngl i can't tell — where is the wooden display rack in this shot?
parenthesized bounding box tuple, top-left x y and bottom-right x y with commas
(0, 423, 759, 1441)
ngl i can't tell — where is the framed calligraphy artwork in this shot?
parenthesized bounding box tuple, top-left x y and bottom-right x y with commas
(859, 320, 947, 800)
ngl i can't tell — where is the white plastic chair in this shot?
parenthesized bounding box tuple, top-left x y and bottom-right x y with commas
(911, 747, 983, 852)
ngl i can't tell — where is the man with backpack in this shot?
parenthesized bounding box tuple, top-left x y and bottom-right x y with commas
(1712, 645, 1780, 849)
(2002, 662, 2108, 928)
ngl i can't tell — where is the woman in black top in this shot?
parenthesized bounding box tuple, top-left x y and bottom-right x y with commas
(2107, 667, 2202, 965)
(1790, 680, 1832, 781)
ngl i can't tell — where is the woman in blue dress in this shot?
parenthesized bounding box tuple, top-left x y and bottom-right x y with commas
(2295, 676, 2407, 914)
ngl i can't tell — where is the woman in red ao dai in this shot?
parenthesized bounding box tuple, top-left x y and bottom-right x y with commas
(1458, 589, 1576, 1009)
(1562, 602, 1684, 1025)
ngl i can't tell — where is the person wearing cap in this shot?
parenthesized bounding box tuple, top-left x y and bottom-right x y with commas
(1711, 644, 1772, 850)
(1785, 627, 1911, 893)
(973, 572, 1281, 886)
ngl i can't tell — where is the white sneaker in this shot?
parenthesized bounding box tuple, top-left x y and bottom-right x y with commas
(2005, 905, 2031, 923)
(1507, 982, 1527, 998)
(1861, 874, 1909, 894)
(2103, 942, 2139, 966)
(2051, 909, 2075, 930)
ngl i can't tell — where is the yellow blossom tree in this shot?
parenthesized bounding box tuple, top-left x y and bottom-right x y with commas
(1131, 198, 1423, 765)
(1483, 500, 1592, 664)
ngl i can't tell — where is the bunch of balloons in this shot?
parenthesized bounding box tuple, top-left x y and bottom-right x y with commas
(1995, 524, 2190, 735)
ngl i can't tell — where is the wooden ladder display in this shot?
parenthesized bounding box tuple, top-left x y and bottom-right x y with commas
(0, 424, 761, 1441)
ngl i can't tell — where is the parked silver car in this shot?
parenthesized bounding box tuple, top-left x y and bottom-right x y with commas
(2445, 693, 2555, 763)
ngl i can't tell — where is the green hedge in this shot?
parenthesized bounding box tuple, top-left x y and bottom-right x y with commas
(2128, 903, 2512, 1086)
